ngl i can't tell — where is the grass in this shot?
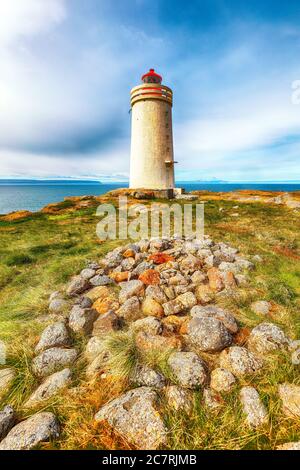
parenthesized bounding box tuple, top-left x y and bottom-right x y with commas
(0, 195, 300, 449)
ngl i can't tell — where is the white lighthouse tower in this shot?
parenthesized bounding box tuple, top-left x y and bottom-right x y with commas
(129, 69, 176, 192)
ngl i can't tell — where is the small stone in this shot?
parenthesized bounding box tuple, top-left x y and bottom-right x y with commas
(219, 346, 263, 377)
(92, 289, 119, 315)
(277, 442, 300, 450)
(278, 383, 300, 418)
(180, 254, 202, 274)
(162, 298, 182, 316)
(68, 306, 98, 335)
(162, 285, 176, 300)
(145, 285, 168, 304)
(80, 268, 96, 280)
(0, 412, 60, 450)
(136, 331, 181, 354)
(110, 271, 129, 283)
(291, 348, 300, 365)
(123, 248, 135, 258)
(191, 271, 206, 285)
(250, 301, 271, 316)
(131, 365, 166, 388)
(164, 385, 193, 413)
(49, 291, 61, 303)
(49, 298, 68, 314)
(121, 257, 136, 271)
(162, 315, 188, 334)
(190, 305, 239, 334)
(85, 286, 110, 302)
(210, 368, 236, 392)
(195, 284, 213, 304)
(142, 297, 164, 318)
(131, 316, 162, 335)
(203, 388, 223, 410)
(252, 255, 263, 263)
(139, 269, 160, 285)
(66, 276, 90, 296)
(86, 349, 110, 379)
(0, 369, 15, 399)
(240, 386, 268, 428)
(24, 369, 72, 408)
(0, 406, 15, 440)
(92, 311, 119, 336)
(35, 322, 70, 353)
(168, 351, 207, 388)
(119, 280, 144, 304)
(235, 274, 249, 286)
(94, 387, 167, 450)
(32, 348, 77, 377)
(176, 292, 197, 309)
(247, 322, 290, 355)
(117, 296, 141, 322)
(186, 317, 232, 353)
(85, 336, 106, 362)
(132, 261, 153, 277)
(90, 274, 113, 287)
(207, 267, 224, 292)
(169, 273, 188, 286)
(78, 296, 93, 308)
(222, 271, 237, 290)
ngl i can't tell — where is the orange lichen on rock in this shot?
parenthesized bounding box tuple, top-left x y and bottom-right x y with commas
(110, 271, 129, 283)
(138, 269, 160, 285)
(1, 210, 33, 221)
(233, 327, 251, 346)
(149, 253, 174, 265)
(92, 288, 119, 314)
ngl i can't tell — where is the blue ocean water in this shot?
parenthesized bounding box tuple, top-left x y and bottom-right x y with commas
(0, 180, 299, 215)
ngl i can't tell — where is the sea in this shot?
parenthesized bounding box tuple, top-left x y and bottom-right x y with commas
(0, 180, 300, 215)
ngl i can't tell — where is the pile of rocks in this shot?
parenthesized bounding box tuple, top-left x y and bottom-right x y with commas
(1, 235, 300, 450)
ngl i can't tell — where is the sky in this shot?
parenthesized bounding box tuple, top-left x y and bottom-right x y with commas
(1, 0, 300, 182)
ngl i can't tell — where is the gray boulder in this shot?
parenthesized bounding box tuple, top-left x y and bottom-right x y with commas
(219, 346, 263, 377)
(66, 276, 90, 296)
(190, 305, 238, 334)
(0, 412, 60, 450)
(131, 365, 166, 389)
(240, 386, 268, 428)
(0, 406, 15, 440)
(186, 317, 232, 353)
(248, 322, 290, 355)
(168, 351, 207, 388)
(89, 275, 113, 287)
(32, 348, 77, 377)
(24, 369, 72, 408)
(35, 321, 70, 353)
(68, 305, 98, 335)
(119, 280, 144, 304)
(94, 387, 167, 450)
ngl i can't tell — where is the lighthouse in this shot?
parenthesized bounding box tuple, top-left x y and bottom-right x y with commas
(129, 69, 176, 192)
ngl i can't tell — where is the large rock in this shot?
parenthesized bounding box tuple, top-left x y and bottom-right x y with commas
(117, 296, 141, 322)
(92, 311, 119, 336)
(0, 412, 60, 450)
(94, 387, 167, 450)
(136, 331, 182, 354)
(131, 316, 162, 336)
(35, 322, 70, 353)
(0, 368, 15, 399)
(164, 385, 193, 413)
(66, 276, 90, 296)
(24, 369, 72, 408)
(130, 365, 166, 389)
(89, 275, 113, 287)
(277, 442, 300, 450)
(210, 368, 236, 392)
(119, 280, 144, 304)
(247, 323, 290, 355)
(68, 306, 98, 335)
(142, 297, 164, 317)
(32, 348, 78, 377)
(240, 386, 268, 428)
(219, 346, 263, 377)
(0, 406, 15, 440)
(278, 383, 300, 418)
(250, 301, 271, 316)
(168, 352, 207, 388)
(186, 317, 232, 353)
(190, 305, 238, 334)
(145, 285, 168, 304)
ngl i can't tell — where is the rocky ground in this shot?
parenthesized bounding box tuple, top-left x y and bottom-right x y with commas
(1, 235, 299, 450)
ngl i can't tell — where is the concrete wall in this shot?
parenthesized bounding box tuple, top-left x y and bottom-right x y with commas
(129, 92, 175, 190)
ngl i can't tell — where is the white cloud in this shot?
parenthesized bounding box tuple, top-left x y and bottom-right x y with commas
(0, 0, 66, 46)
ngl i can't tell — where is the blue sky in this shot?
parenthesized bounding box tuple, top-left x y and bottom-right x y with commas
(1, 0, 300, 181)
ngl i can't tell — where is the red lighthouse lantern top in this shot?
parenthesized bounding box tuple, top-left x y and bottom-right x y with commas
(141, 68, 162, 84)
